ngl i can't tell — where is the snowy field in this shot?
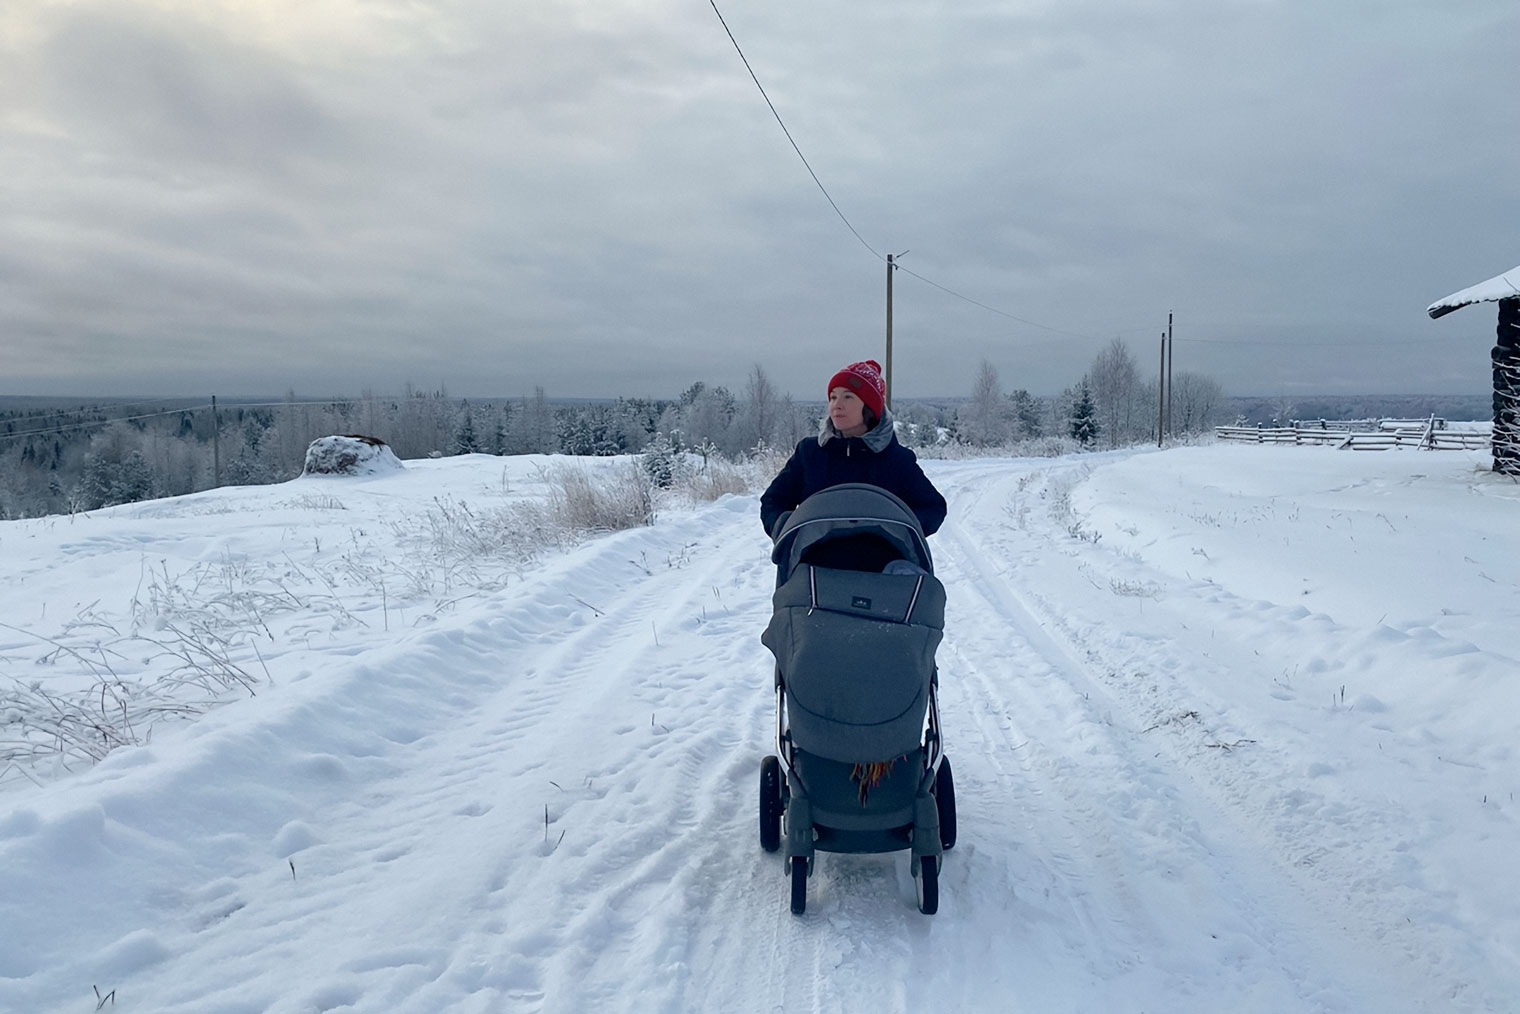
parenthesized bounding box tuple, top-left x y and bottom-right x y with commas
(1, 444, 1517, 1013)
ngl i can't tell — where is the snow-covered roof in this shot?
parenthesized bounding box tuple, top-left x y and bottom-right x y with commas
(1427, 264, 1520, 319)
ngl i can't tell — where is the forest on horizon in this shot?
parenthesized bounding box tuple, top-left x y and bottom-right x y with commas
(0, 348, 1492, 521)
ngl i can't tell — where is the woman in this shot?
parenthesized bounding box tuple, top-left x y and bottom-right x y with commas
(760, 359, 947, 539)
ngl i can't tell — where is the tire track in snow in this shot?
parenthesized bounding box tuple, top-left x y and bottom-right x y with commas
(355, 506, 781, 1014)
(28, 458, 1487, 1012)
(949, 456, 1520, 1013)
(108, 501, 783, 1014)
(925, 460, 1454, 1013)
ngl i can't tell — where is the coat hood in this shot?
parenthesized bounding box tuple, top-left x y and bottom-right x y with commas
(818, 407, 896, 452)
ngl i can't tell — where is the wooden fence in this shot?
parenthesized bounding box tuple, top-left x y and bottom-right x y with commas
(1215, 416, 1491, 451)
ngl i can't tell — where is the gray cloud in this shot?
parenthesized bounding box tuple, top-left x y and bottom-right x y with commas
(2, 0, 1516, 400)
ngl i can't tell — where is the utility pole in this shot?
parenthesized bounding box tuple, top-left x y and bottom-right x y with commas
(884, 250, 907, 410)
(1166, 311, 1174, 439)
(1158, 334, 1166, 447)
(885, 254, 895, 410)
(211, 394, 221, 488)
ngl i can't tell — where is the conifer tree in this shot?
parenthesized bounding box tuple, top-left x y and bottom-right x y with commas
(1069, 379, 1099, 447)
(452, 402, 479, 455)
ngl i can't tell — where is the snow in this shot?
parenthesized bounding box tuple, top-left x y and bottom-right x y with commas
(301, 435, 406, 476)
(2, 445, 1518, 1013)
(1427, 264, 1520, 318)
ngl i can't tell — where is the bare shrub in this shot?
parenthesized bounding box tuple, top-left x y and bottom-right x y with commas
(0, 618, 257, 781)
(407, 497, 551, 563)
(673, 446, 788, 502)
(543, 462, 654, 532)
(392, 461, 654, 598)
(0, 454, 747, 786)
(915, 434, 1083, 459)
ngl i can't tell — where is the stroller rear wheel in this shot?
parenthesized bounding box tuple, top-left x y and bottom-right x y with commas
(934, 755, 957, 850)
(759, 755, 782, 853)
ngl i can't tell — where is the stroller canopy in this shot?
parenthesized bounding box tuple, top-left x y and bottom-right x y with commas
(771, 483, 934, 581)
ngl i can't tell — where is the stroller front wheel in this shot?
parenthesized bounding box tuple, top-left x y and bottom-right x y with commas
(915, 855, 939, 915)
(789, 856, 808, 915)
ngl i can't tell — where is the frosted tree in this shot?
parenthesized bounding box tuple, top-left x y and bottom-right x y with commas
(452, 401, 480, 455)
(1009, 389, 1043, 439)
(1170, 371, 1227, 434)
(77, 423, 160, 509)
(1088, 339, 1144, 447)
(505, 387, 555, 455)
(681, 384, 736, 457)
(734, 364, 779, 454)
(1068, 379, 1099, 447)
(527, 388, 554, 453)
(773, 394, 811, 449)
(488, 402, 511, 455)
(958, 359, 1010, 446)
(612, 398, 660, 453)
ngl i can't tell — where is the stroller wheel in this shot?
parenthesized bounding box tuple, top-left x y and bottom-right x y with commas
(789, 856, 808, 915)
(759, 755, 782, 853)
(915, 855, 939, 915)
(934, 755, 957, 851)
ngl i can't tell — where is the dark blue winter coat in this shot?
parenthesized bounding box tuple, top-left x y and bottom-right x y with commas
(760, 416, 947, 538)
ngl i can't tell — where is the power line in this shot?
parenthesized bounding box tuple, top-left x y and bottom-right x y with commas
(892, 263, 1108, 343)
(0, 397, 371, 446)
(708, 1, 880, 260)
(1175, 336, 1440, 348)
(0, 395, 205, 430)
(708, 4, 1129, 345)
(0, 404, 213, 444)
(708, 6, 1455, 360)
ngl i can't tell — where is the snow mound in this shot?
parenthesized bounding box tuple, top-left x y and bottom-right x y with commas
(301, 435, 404, 476)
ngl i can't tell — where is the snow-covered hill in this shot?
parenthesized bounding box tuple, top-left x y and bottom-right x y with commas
(1, 446, 1517, 1013)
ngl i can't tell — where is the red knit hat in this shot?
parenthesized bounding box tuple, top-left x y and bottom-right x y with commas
(827, 360, 886, 419)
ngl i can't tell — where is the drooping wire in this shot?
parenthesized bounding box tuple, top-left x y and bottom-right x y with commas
(0, 397, 371, 445)
(707, 2, 1133, 345)
(0, 404, 213, 444)
(892, 263, 1106, 343)
(0, 395, 204, 430)
(708, 1, 881, 260)
(708, 3, 1441, 356)
(1175, 335, 1436, 347)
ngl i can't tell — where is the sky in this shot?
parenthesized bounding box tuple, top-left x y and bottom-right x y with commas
(2, 0, 1518, 401)
(2, 443, 1517, 1011)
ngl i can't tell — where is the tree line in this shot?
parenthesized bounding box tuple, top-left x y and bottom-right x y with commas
(0, 376, 808, 518)
(955, 338, 1227, 449)
(0, 349, 1229, 519)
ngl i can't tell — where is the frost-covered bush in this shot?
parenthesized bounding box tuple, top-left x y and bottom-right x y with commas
(544, 462, 653, 532)
(641, 433, 687, 489)
(915, 435, 1084, 459)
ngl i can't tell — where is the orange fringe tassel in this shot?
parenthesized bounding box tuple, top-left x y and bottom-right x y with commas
(850, 759, 897, 804)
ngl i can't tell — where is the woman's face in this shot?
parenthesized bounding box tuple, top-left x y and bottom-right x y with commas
(829, 387, 868, 435)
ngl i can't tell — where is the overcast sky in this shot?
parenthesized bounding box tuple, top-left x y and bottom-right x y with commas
(2, 0, 1517, 401)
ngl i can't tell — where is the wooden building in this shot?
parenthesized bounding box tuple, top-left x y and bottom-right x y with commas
(1427, 266, 1520, 475)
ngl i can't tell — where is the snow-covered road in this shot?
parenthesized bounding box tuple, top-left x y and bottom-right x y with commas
(2, 447, 1515, 1012)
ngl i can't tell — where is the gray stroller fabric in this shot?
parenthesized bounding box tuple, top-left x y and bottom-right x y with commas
(762, 484, 945, 765)
(771, 483, 933, 580)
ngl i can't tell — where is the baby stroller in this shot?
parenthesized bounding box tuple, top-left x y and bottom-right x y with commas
(759, 483, 956, 915)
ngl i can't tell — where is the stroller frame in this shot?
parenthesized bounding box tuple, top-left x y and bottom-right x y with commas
(758, 484, 955, 915)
